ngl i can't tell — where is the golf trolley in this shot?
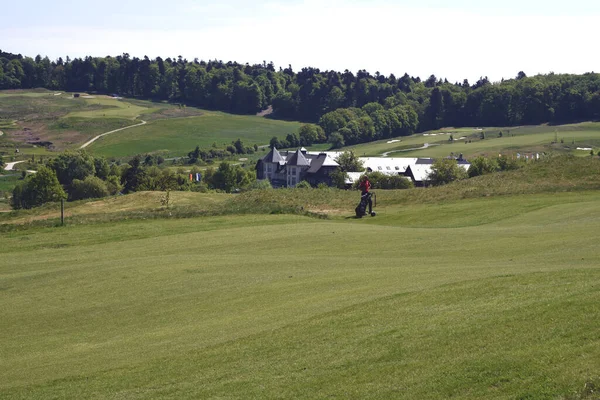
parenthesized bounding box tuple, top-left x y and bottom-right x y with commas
(355, 192, 376, 218)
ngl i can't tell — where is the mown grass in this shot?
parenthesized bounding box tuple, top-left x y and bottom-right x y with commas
(0, 173, 20, 192)
(89, 111, 302, 158)
(345, 122, 600, 158)
(1, 188, 599, 399)
(65, 96, 152, 120)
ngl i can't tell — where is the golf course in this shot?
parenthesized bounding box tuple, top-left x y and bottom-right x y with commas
(2, 88, 600, 399)
(343, 123, 600, 159)
(1, 157, 600, 399)
(0, 90, 301, 158)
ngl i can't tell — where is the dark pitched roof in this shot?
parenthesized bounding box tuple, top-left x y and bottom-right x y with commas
(416, 158, 435, 165)
(263, 147, 284, 163)
(306, 153, 338, 173)
(286, 149, 310, 167)
(307, 155, 325, 173)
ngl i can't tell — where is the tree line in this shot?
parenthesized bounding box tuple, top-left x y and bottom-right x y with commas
(10, 151, 259, 209)
(2, 50, 600, 142)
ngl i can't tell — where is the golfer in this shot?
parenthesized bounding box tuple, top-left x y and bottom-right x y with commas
(358, 175, 373, 215)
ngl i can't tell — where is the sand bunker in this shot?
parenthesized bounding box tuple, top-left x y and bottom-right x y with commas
(387, 139, 401, 144)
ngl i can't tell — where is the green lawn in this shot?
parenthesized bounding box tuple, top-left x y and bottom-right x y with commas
(345, 122, 600, 158)
(1, 190, 599, 399)
(88, 111, 302, 158)
(65, 96, 154, 120)
(0, 173, 20, 192)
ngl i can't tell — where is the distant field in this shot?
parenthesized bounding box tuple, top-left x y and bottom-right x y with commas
(0, 90, 302, 159)
(89, 111, 302, 158)
(344, 122, 600, 158)
(1, 189, 599, 399)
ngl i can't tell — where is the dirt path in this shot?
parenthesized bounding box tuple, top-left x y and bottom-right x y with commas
(4, 160, 25, 171)
(79, 120, 147, 149)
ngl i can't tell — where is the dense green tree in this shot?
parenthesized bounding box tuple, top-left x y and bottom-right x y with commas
(11, 167, 66, 209)
(328, 132, 345, 149)
(70, 176, 110, 200)
(298, 124, 325, 145)
(334, 151, 364, 172)
(204, 162, 255, 192)
(3, 49, 600, 134)
(48, 151, 96, 187)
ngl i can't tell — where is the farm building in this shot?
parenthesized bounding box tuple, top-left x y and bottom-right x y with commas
(257, 149, 470, 187)
(256, 147, 340, 187)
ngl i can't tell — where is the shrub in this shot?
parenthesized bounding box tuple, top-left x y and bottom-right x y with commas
(69, 176, 110, 201)
(295, 180, 312, 189)
(427, 159, 468, 186)
(497, 155, 522, 171)
(468, 156, 499, 178)
(353, 171, 413, 190)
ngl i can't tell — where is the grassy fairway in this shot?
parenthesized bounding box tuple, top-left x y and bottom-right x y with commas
(0, 90, 302, 158)
(1, 190, 599, 399)
(345, 122, 600, 158)
(89, 111, 302, 158)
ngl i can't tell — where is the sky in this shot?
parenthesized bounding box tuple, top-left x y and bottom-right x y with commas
(2, 0, 599, 82)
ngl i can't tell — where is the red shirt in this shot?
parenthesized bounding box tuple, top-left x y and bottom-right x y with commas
(359, 180, 371, 193)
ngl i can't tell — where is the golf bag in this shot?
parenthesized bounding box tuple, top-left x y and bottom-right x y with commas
(355, 192, 375, 218)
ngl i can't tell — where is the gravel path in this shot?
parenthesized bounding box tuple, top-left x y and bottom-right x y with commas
(79, 120, 147, 149)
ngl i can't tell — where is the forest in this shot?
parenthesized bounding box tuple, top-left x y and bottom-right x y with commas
(2, 50, 600, 146)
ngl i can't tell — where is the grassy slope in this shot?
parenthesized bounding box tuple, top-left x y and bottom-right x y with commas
(1, 191, 599, 399)
(0, 90, 302, 159)
(88, 111, 302, 158)
(344, 122, 600, 158)
(2, 156, 600, 398)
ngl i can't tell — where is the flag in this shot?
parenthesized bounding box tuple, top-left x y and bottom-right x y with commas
(189, 173, 193, 181)
(196, 173, 201, 181)
(517, 153, 521, 159)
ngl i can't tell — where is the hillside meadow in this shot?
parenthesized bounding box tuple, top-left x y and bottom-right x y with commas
(1, 155, 600, 399)
(0, 90, 301, 159)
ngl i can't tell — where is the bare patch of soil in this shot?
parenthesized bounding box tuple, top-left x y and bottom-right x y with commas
(256, 105, 273, 117)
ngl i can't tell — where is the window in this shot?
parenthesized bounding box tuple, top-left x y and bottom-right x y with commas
(267, 164, 272, 173)
(386, 166, 391, 170)
(378, 166, 382, 170)
(395, 166, 400, 170)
